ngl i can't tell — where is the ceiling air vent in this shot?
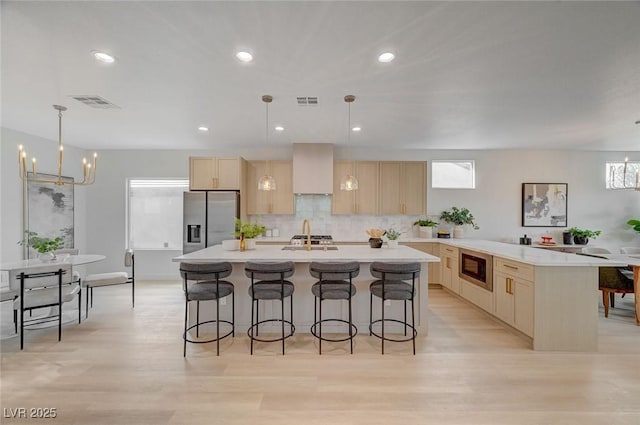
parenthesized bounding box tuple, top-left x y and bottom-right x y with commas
(70, 95, 120, 109)
(297, 96, 318, 106)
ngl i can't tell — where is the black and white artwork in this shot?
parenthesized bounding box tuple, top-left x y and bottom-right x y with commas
(27, 172, 74, 248)
(522, 183, 568, 227)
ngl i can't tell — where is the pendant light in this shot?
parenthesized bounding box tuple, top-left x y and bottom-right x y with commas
(258, 95, 276, 191)
(340, 95, 358, 191)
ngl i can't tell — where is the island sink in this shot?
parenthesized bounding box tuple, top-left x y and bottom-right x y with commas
(281, 246, 339, 251)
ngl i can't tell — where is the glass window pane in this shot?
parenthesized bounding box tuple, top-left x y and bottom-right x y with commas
(127, 179, 189, 249)
(432, 160, 475, 189)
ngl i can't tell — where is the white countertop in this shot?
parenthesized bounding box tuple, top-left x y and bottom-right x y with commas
(173, 244, 440, 263)
(435, 239, 625, 267)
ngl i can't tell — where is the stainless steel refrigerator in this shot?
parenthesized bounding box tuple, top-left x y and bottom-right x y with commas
(183, 191, 240, 254)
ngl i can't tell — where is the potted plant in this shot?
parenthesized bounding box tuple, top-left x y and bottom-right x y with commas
(234, 219, 266, 250)
(567, 227, 601, 245)
(385, 228, 402, 248)
(366, 228, 386, 248)
(628, 219, 640, 233)
(413, 218, 438, 239)
(18, 230, 64, 261)
(439, 207, 479, 238)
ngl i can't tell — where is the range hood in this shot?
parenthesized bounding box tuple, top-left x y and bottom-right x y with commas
(292, 143, 333, 194)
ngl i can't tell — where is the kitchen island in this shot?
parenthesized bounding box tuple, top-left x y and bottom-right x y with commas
(173, 244, 440, 335)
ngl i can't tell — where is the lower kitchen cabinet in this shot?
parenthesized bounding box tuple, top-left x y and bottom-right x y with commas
(403, 242, 440, 285)
(493, 259, 534, 337)
(440, 245, 459, 294)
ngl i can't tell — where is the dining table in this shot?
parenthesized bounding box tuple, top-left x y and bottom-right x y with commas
(600, 254, 640, 325)
(1, 254, 106, 328)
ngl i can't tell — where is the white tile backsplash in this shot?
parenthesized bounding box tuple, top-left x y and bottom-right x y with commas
(249, 194, 434, 241)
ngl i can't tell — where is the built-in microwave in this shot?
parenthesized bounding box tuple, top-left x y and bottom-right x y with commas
(458, 249, 493, 292)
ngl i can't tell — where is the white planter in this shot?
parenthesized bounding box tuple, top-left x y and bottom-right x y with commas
(453, 225, 464, 239)
(419, 226, 434, 239)
(245, 239, 257, 250)
(38, 252, 56, 262)
(387, 240, 399, 249)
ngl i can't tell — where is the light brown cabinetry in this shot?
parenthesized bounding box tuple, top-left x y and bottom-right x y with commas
(189, 157, 243, 190)
(440, 246, 459, 294)
(332, 161, 379, 215)
(403, 242, 440, 285)
(379, 161, 426, 215)
(493, 258, 534, 337)
(246, 161, 294, 215)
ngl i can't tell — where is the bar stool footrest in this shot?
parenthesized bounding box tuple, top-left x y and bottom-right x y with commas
(247, 319, 295, 343)
(369, 318, 417, 343)
(310, 319, 358, 342)
(184, 319, 234, 344)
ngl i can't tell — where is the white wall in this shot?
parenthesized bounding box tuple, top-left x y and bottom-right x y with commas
(2, 131, 639, 280)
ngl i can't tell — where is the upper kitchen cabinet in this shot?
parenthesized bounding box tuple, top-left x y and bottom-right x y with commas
(246, 160, 294, 215)
(379, 161, 426, 215)
(189, 157, 245, 190)
(332, 161, 379, 215)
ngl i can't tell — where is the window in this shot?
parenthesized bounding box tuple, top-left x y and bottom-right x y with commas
(127, 179, 189, 249)
(431, 160, 475, 189)
(605, 161, 640, 190)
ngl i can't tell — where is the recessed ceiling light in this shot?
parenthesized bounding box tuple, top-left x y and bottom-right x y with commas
(198, 126, 209, 132)
(236, 51, 253, 62)
(352, 127, 361, 132)
(275, 126, 284, 131)
(378, 52, 395, 63)
(92, 51, 115, 63)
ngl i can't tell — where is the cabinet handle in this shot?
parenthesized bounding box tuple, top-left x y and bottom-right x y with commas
(504, 264, 519, 271)
(506, 278, 510, 294)
(445, 248, 454, 253)
(446, 258, 451, 269)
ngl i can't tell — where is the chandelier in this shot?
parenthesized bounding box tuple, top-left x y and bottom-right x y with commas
(340, 95, 358, 191)
(18, 105, 97, 186)
(257, 95, 276, 191)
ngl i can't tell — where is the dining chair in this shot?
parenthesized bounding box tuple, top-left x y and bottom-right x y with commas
(620, 247, 640, 255)
(83, 249, 134, 318)
(581, 247, 612, 255)
(9, 264, 81, 350)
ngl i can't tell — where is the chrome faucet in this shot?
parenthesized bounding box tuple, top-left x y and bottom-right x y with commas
(302, 219, 311, 251)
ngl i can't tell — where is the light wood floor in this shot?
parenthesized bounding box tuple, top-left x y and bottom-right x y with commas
(1, 281, 639, 425)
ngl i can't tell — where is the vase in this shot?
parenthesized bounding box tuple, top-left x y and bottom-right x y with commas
(453, 225, 464, 239)
(387, 240, 399, 249)
(246, 239, 257, 250)
(369, 238, 383, 248)
(38, 252, 56, 262)
(573, 236, 589, 245)
(419, 226, 433, 239)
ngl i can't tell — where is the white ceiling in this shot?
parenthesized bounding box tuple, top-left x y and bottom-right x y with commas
(2, 1, 640, 152)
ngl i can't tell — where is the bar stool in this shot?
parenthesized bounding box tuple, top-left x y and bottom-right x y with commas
(180, 262, 235, 357)
(245, 261, 295, 355)
(309, 261, 359, 354)
(369, 262, 421, 355)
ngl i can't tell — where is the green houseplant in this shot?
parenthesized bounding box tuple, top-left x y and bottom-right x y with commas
(234, 219, 266, 239)
(568, 227, 601, 245)
(413, 218, 438, 239)
(385, 228, 402, 248)
(18, 230, 64, 260)
(439, 207, 479, 238)
(628, 219, 640, 233)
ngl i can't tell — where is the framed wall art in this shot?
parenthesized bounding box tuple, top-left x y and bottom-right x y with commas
(522, 183, 567, 227)
(26, 172, 74, 248)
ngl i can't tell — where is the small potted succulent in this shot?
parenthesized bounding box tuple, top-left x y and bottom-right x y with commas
(413, 218, 438, 239)
(568, 227, 601, 245)
(385, 228, 402, 248)
(18, 230, 64, 261)
(439, 207, 479, 238)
